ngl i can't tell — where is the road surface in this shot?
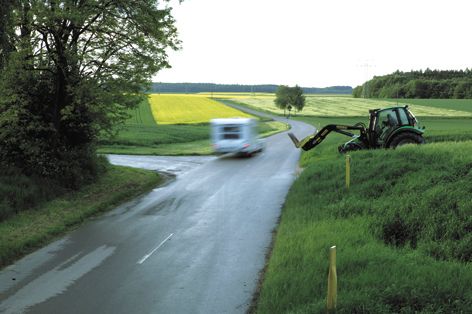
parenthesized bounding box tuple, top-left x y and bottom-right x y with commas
(0, 110, 314, 314)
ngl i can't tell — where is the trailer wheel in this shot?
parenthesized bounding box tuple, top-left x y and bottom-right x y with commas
(389, 132, 425, 148)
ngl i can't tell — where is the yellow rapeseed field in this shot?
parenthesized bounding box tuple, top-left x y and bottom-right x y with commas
(149, 94, 252, 124)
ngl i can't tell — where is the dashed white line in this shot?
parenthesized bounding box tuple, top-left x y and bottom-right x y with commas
(137, 233, 174, 265)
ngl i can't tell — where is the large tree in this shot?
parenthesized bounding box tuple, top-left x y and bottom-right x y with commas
(274, 85, 306, 117)
(0, 0, 180, 187)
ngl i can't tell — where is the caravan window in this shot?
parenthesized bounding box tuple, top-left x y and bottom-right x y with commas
(223, 133, 240, 139)
(221, 125, 241, 139)
(223, 126, 239, 133)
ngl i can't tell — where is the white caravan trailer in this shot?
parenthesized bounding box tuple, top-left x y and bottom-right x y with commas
(210, 118, 264, 156)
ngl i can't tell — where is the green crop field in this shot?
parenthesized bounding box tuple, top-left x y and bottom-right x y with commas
(234, 95, 472, 117)
(386, 98, 472, 113)
(98, 98, 212, 155)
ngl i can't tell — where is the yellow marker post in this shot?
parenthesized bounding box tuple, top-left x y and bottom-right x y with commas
(327, 246, 337, 313)
(345, 154, 351, 189)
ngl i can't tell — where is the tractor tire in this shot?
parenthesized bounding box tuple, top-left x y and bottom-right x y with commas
(389, 132, 425, 148)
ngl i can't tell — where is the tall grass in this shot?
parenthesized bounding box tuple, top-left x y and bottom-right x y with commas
(254, 117, 472, 313)
(0, 155, 108, 221)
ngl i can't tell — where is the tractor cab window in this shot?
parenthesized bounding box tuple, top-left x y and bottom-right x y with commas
(375, 109, 399, 140)
(398, 109, 409, 125)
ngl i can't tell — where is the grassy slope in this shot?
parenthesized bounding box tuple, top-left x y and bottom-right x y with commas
(98, 98, 288, 155)
(0, 166, 162, 269)
(254, 116, 472, 313)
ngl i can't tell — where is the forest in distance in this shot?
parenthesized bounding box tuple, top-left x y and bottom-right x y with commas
(354, 69, 472, 99)
(149, 82, 353, 94)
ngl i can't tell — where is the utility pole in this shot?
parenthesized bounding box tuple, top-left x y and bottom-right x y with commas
(359, 60, 374, 98)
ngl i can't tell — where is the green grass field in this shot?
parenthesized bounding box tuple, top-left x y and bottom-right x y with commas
(253, 115, 472, 313)
(98, 98, 288, 155)
(387, 98, 472, 113)
(235, 95, 472, 117)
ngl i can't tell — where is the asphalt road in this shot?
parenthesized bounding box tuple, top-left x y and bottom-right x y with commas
(0, 109, 314, 314)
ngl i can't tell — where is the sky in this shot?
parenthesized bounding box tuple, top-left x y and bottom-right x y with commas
(153, 0, 472, 88)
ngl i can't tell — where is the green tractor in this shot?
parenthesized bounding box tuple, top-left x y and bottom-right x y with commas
(288, 105, 425, 153)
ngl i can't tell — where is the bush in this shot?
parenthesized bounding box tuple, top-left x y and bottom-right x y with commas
(0, 152, 109, 221)
(0, 168, 61, 220)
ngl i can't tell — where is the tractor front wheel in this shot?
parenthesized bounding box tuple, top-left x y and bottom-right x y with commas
(389, 132, 425, 148)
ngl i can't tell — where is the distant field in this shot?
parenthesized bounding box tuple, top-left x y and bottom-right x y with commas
(98, 97, 287, 155)
(387, 98, 472, 113)
(98, 99, 212, 155)
(149, 94, 252, 124)
(235, 95, 472, 117)
(198, 92, 274, 98)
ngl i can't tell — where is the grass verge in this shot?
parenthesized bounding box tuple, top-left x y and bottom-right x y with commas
(253, 116, 472, 313)
(0, 165, 162, 269)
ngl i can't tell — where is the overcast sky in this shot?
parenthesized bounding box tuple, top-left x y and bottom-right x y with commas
(153, 0, 472, 88)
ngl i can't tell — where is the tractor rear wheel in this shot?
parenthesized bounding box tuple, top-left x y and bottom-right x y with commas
(389, 132, 425, 148)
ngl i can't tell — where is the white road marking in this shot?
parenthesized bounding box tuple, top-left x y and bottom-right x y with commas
(137, 233, 174, 265)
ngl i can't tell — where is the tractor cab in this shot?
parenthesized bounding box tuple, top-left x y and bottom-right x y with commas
(368, 106, 422, 147)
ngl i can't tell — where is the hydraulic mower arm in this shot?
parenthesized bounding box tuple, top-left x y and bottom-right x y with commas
(288, 124, 366, 151)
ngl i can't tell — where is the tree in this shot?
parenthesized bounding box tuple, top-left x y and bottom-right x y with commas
(291, 85, 306, 112)
(0, 0, 15, 70)
(274, 85, 305, 117)
(274, 85, 290, 117)
(0, 0, 180, 187)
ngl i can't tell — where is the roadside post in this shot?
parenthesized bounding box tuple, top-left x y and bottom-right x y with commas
(345, 155, 351, 189)
(327, 245, 337, 313)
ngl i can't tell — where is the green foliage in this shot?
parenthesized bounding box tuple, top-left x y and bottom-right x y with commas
(0, 155, 108, 221)
(0, 0, 15, 69)
(354, 69, 472, 99)
(274, 85, 306, 116)
(274, 85, 290, 110)
(0, 0, 179, 187)
(149, 83, 352, 94)
(0, 168, 62, 221)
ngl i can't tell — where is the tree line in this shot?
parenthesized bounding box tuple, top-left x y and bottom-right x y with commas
(353, 69, 472, 99)
(150, 82, 352, 94)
